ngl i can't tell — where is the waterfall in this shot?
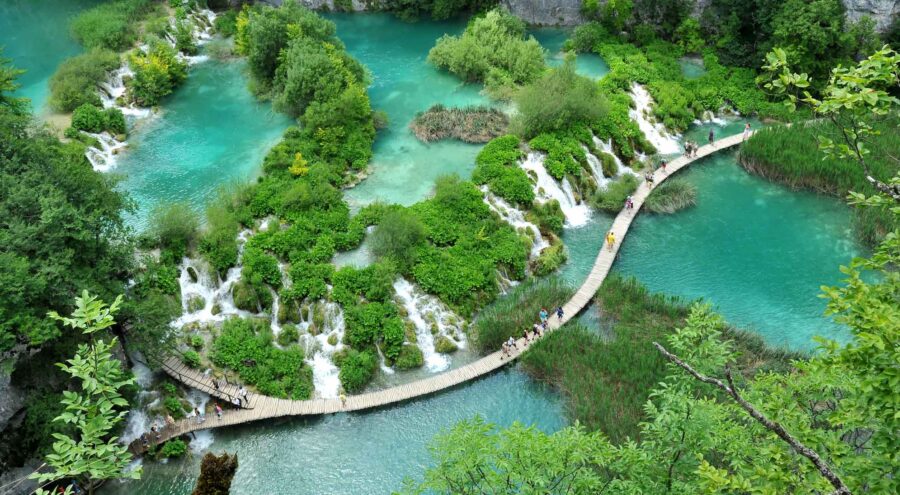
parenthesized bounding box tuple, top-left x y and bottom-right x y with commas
(185, 389, 214, 452)
(693, 110, 727, 127)
(628, 83, 681, 155)
(520, 152, 591, 228)
(482, 187, 548, 259)
(86, 8, 217, 172)
(582, 145, 610, 188)
(120, 360, 156, 446)
(595, 136, 639, 177)
(393, 279, 467, 373)
(300, 301, 345, 399)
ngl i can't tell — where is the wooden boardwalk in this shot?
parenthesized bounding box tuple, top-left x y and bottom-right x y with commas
(129, 133, 749, 455)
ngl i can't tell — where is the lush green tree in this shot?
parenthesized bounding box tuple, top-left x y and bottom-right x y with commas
(70, 0, 154, 51)
(48, 49, 121, 112)
(192, 452, 239, 495)
(427, 7, 545, 93)
(30, 292, 140, 495)
(512, 57, 608, 137)
(630, 0, 694, 39)
(369, 209, 426, 271)
(127, 40, 188, 106)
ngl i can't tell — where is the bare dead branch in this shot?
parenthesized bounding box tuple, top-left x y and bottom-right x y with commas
(653, 342, 852, 495)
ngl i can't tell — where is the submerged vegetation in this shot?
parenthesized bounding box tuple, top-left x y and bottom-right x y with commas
(409, 104, 508, 143)
(645, 178, 697, 213)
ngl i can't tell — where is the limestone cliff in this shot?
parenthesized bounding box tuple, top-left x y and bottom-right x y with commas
(501, 0, 584, 25)
(843, 0, 898, 31)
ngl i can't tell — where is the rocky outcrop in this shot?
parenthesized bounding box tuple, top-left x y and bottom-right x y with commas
(502, 0, 584, 25)
(843, 0, 899, 31)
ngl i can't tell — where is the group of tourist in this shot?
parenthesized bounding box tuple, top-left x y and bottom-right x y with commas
(685, 140, 699, 157)
(624, 195, 634, 210)
(500, 307, 564, 358)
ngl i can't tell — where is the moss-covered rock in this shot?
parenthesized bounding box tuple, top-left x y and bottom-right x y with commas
(211, 302, 222, 315)
(327, 333, 338, 346)
(395, 344, 425, 370)
(434, 335, 458, 354)
(186, 266, 199, 283)
(277, 324, 299, 346)
(187, 295, 205, 313)
(232, 281, 258, 312)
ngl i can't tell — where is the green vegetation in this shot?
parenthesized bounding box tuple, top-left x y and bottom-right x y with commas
(526, 200, 565, 236)
(512, 56, 608, 138)
(410, 105, 508, 143)
(471, 277, 573, 352)
(590, 173, 638, 213)
(71, 103, 127, 136)
(428, 7, 545, 95)
(395, 344, 425, 370)
(48, 49, 121, 112)
(127, 40, 188, 106)
(369, 210, 426, 272)
(377, 0, 498, 21)
(145, 202, 201, 259)
(522, 275, 795, 442)
(531, 239, 567, 276)
(472, 135, 533, 205)
(276, 324, 299, 346)
(192, 452, 239, 495)
(182, 349, 201, 368)
(70, 0, 156, 51)
(645, 177, 697, 213)
(210, 318, 314, 399)
(158, 439, 188, 459)
(335, 348, 377, 393)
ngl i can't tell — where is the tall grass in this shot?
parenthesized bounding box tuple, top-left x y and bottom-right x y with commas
(739, 116, 899, 245)
(590, 174, 637, 213)
(520, 275, 799, 443)
(472, 277, 574, 353)
(409, 105, 508, 143)
(645, 178, 697, 213)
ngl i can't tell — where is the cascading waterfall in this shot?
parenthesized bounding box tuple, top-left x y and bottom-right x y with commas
(185, 389, 213, 452)
(520, 152, 591, 228)
(482, 187, 548, 259)
(120, 359, 156, 446)
(393, 279, 467, 373)
(595, 136, 639, 177)
(85, 8, 217, 172)
(299, 301, 346, 399)
(694, 110, 727, 126)
(628, 83, 681, 155)
(582, 145, 610, 189)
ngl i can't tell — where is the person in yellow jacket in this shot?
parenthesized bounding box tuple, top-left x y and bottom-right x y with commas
(606, 231, 616, 251)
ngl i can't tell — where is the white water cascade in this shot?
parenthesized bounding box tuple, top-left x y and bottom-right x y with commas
(85, 8, 217, 172)
(393, 279, 467, 373)
(120, 359, 156, 446)
(520, 152, 591, 228)
(595, 136, 639, 177)
(628, 83, 682, 155)
(482, 187, 548, 259)
(299, 301, 346, 399)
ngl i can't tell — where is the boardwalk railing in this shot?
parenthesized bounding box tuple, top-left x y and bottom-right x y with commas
(128, 132, 750, 455)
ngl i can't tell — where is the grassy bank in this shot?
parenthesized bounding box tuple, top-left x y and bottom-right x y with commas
(739, 116, 899, 245)
(520, 275, 798, 443)
(409, 105, 508, 143)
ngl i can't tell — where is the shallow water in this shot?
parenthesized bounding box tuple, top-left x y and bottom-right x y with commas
(528, 28, 610, 79)
(0, 0, 100, 112)
(102, 368, 565, 495)
(115, 58, 292, 228)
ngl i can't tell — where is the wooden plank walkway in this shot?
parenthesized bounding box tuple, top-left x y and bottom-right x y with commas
(129, 133, 749, 455)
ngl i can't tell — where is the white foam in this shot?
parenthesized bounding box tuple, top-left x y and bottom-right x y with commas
(393, 279, 467, 373)
(520, 152, 591, 228)
(628, 83, 681, 155)
(482, 187, 548, 259)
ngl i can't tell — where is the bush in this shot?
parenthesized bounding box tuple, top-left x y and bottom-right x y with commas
(70, 103, 107, 133)
(369, 210, 426, 271)
(182, 350, 202, 368)
(645, 178, 696, 213)
(337, 348, 377, 393)
(127, 41, 188, 106)
(434, 335, 458, 354)
(159, 439, 188, 458)
(513, 57, 608, 138)
(211, 318, 314, 399)
(215, 10, 239, 37)
(427, 8, 545, 92)
(70, 0, 155, 50)
(472, 135, 534, 205)
(49, 49, 121, 112)
(147, 202, 201, 258)
(188, 335, 204, 350)
(161, 382, 178, 395)
(590, 173, 637, 213)
(394, 344, 425, 370)
(527, 200, 565, 236)
(164, 396, 188, 419)
(472, 277, 574, 352)
(277, 324, 299, 346)
(174, 21, 199, 55)
(532, 240, 567, 276)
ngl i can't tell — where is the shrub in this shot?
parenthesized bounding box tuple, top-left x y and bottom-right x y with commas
(70, 103, 107, 133)
(159, 439, 188, 458)
(472, 135, 534, 205)
(174, 21, 199, 55)
(70, 0, 155, 50)
(215, 10, 239, 37)
(645, 178, 696, 213)
(528, 133, 585, 180)
(164, 396, 188, 419)
(532, 240, 567, 276)
(434, 335, 458, 354)
(182, 350, 202, 368)
(527, 200, 565, 236)
(337, 348, 377, 393)
(127, 41, 188, 106)
(188, 335, 204, 350)
(395, 344, 425, 370)
(277, 324, 299, 346)
(427, 8, 545, 92)
(472, 277, 574, 352)
(104, 107, 127, 135)
(49, 49, 121, 112)
(211, 318, 314, 399)
(147, 202, 201, 258)
(369, 210, 426, 271)
(161, 382, 177, 395)
(590, 173, 638, 213)
(513, 57, 608, 138)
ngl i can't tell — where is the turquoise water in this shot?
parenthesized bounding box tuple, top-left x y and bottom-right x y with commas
(679, 57, 706, 79)
(102, 369, 565, 494)
(116, 59, 292, 228)
(529, 28, 610, 79)
(0, 0, 100, 112)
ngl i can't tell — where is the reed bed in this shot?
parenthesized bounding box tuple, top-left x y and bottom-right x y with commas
(472, 277, 574, 353)
(409, 105, 508, 143)
(645, 178, 697, 213)
(739, 116, 899, 245)
(520, 275, 799, 443)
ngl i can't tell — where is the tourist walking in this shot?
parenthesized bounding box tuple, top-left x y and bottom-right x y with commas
(151, 423, 160, 440)
(659, 159, 667, 174)
(708, 128, 715, 147)
(501, 341, 509, 359)
(194, 406, 204, 424)
(606, 231, 616, 251)
(556, 306, 564, 319)
(165, 414, 175, 431)
(645, 171, 654, 187)
(624, 195, 633, 210)
(339, 392, 347, 408)
(533, 323, 543, 337)
(214, 403, 223, 419)
(238, 386, 248, 406)
(742, 123, 752, 142)
(506, 336, 517, 350)
(539, 308, 548, 323)
(141, 432, 149, 448)
(212, 377, 219, 391)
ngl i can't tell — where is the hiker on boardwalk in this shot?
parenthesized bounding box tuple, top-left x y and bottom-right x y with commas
(340, 392, 347, 408)
(606, 231, 616, 251)
(151, 423, 160, 440)
(231, 396, 240, 407)
(534, 322, 543, 337)
(742, 123, 752, 142)
(212, 376, 219, 391)
(194, 406, 205, 424)
(539, 308, 548, 323)
(522, 327, 531, 344)
(214, 403, 223, 419)
(684, 141, 693, 157)
(624, 195, 633, 210)
(165, 414, 175, 430)
(708, 128, 715, 146)
(506, 336, 517, 350)
(238, 386, 248, 406)
(556, 306, 564, 319)
(645, 171, 654, 187)
(659, 159, 667, 174)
